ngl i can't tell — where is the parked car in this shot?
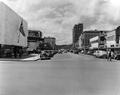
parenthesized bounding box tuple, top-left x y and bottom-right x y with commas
(40, 51, 51, 60)
(93, 50, 99, 56)
(81, 50, 84, 54)
(87, 51, 94, 55)
(93, 50, 107, 58)
(114, 54, 120, 60)
(74, 50, 79, 54)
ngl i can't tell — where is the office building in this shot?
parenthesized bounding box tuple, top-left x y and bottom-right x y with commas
(72, 23, 83, 48)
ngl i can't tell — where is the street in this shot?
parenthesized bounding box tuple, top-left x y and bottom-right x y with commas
(0, 53, 120, 95)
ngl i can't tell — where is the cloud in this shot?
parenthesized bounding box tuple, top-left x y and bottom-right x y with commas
(1, 0, 120, 44)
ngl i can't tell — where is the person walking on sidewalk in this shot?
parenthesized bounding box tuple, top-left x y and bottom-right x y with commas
(107, 49, 112, 61)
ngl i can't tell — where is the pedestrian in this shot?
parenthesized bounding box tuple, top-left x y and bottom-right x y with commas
(114, 51, 117, 60)
(107, 50, 112, 61)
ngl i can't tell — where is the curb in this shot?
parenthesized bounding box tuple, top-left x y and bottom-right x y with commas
(0, 58, 40, 62)
(0, 55, 41, 62)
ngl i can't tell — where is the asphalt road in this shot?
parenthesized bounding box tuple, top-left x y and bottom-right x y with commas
(0, 53, 120, 95)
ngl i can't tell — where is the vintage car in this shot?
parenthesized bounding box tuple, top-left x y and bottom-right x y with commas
(93, 50, 107, 58)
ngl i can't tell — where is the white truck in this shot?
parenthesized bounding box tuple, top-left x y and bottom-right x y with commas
(0, 2, 28, 57)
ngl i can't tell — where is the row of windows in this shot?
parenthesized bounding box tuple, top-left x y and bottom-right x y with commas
(28, 31, 42, 38)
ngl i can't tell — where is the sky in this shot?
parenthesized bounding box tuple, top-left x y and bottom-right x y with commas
(0, 0, 120, 45)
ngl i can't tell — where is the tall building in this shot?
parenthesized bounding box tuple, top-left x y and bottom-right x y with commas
(72, 23, 83, 48)
(44, 37, 56, 50)
(115, 26, 120, 44)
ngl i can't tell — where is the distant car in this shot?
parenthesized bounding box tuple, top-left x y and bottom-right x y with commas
(81, 50, 84, 54)
(93, 51, 99, 56)
(40, 51, 51, 60)
(93, 50, 107, 58)
(40, 54, 51, 60)
(74, 50, 79, 54)
(47, 51, 55, 57)
(87, 51, 94, 55)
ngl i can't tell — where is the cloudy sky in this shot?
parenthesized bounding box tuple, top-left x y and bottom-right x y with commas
(0, 0, 120, 44)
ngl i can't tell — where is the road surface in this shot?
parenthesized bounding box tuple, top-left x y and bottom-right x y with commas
(0, 53, 120, 95)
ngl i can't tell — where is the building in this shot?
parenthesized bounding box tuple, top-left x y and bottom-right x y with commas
(89, 33, 106, 50)
(44, 37, 56, 50)
(79, 30, 108, 51)
(106, 26, 120, 48)
(89, 36, 99, 49)
(89, 27, 120, 50)
(27, 30, 43, 52)
(99, 31, 107, 49)
(0, 2, 28, 58)
(79, 30, 100, 50)
(78, 36, 82, 49)
(106, 30, 116, 48)
(72, 23, 83, 49)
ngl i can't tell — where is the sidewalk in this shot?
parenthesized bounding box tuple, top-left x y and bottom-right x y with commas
(0, 54, 40, 62)
(21, 54, 40, 61)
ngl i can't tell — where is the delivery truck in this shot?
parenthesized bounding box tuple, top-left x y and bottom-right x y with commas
(0, 2, 28, 58)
